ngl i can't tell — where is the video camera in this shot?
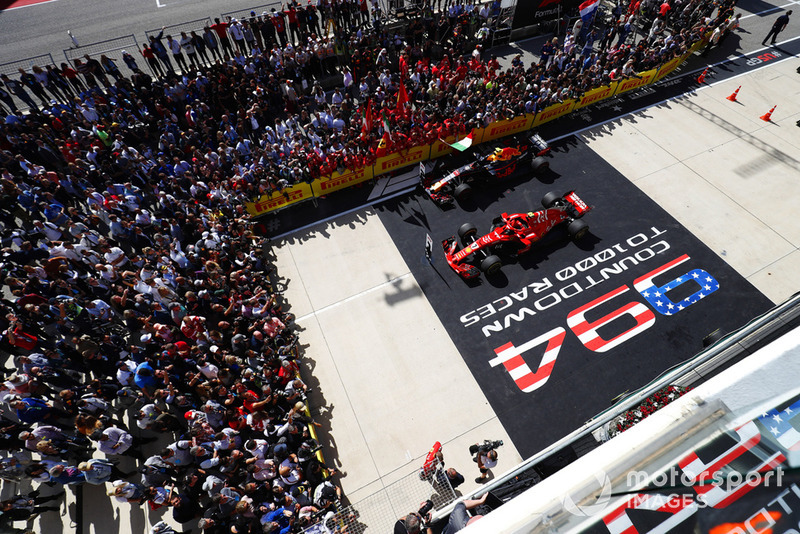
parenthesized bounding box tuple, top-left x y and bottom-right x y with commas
(469, 439, 504, 458)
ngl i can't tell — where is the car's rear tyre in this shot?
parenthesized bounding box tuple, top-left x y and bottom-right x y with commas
(454, 183, 473, 202)
(458, 223, 478, 245)
(531, 156, 549, 175)
(481, 255, 503, 275)
(541, 191, 561, 209)
(568, 219, 589, 240)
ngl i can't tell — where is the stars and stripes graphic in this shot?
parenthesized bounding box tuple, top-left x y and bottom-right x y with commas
(489, 328, 566, 392)
(757, 398, 800, 451)
(633, 255, 720, 316)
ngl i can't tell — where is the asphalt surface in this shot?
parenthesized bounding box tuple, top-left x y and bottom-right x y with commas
(376, 135, 773, 459)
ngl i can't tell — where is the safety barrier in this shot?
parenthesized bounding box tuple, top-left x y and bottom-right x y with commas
(0, 54, 56, 78)
(299, 458, 457, 534)
(144, 17, 213, 41)
(0, 54, 57, 112)
(221, 3, 283, 21)
(63, 35, 142, 78)
(244, 43, 708, 218)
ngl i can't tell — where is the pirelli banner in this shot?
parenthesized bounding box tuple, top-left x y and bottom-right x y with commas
(532, 99, 576, 127)
(373, 144, 431, 177)
(480, 115, 534, 144)
(614, 69, 658, 97)
(574, 83, 618, 110)
(654, 54, 685, 82)
(430, 134, 459, 160)
(312, 166, 373, 196)
(246, 182, 314, 216)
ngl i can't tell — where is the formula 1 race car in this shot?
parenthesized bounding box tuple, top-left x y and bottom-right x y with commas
(420, 133, 551, 207)
(442, 191, 591, 279)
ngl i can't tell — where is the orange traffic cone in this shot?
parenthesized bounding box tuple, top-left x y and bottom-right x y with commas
(726, 86, 741, 101)
(760, 105, 777, 122)
(697, 67, 709, 84)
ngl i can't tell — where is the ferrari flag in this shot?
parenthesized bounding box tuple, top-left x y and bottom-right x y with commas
(361, 99, 373, 140)
(396, 82, 410, 117)
(579, 0, 600, 22)
(443, 131, 474, 152)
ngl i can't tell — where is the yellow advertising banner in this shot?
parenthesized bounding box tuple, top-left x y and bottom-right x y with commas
(312, 166, 373, 196)
(654, 55, 683, 81)
(373, 144, 431, 177)
(614, 70, 657, 96)
(430, 134, 458, 160)
(481, 115, 534, 143)
(246, 182, 314, 216)
(689, 33, 710, 54)
(575, 84, 618, 110)
(533, 100, 576, 127)
(470, 126, 486, 145)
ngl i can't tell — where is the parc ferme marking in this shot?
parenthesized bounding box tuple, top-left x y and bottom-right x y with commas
(473, 227, 723, 394)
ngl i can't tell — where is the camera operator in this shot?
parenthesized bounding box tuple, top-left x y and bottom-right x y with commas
(470, 440, 502, 483)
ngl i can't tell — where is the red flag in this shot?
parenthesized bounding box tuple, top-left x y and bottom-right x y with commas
(395, 82, 410, 118)
(361, 99, 373, 140)
(376, 131, 391, 157)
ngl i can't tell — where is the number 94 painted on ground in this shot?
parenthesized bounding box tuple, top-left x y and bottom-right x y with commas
(488, 254, 719, 393)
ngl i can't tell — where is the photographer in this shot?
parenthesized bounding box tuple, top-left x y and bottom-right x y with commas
(469, 440, 502, 483)
(394, 500, 433, 534)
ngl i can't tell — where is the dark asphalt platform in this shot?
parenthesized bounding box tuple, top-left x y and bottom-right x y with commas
(375, 135, 773, 459)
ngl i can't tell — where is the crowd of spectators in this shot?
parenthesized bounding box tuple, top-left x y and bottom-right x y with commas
(0, 0, 738, 194)
(0, 0, 736, 531)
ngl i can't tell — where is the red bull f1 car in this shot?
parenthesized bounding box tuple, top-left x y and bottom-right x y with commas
(442, 191, 592, 279)
(420, 134, 551, 207)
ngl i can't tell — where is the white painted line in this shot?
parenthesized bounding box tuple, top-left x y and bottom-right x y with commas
(156, 0, 166, 8)
(5, 0, 58, 10)
(294, 273, 412, 322)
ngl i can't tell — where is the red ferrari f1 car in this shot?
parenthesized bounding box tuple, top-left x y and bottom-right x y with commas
(442, 191, 592, 279)
(420, 134, 551, 207)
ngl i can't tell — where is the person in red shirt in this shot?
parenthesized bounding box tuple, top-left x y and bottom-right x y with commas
(210, 17, 233, 56)
(283, 3, 300, 45)
(271, 8, 288, 46)
(659, 0, 671, 22)
(139, 44, 163, 78)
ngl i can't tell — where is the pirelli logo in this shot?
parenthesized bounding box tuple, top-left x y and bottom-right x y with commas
(379, 149, 425, 172)
(538, 102, 572, 122)
(618, 76, 649, 92)
(579, 87, 613, 106)
(488, 117, 529, 137)
(253, 189, 306, 212)
(319, 168, 367, 191)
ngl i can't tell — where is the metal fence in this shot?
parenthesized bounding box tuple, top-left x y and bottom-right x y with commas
(302, 459, 457, 534)
(0, 53, 56, 78)
(0, 54, 58, 113)
(63, 34, 144, 78)
(221, 3, 283, 21)
(144, 17, 213, 41)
